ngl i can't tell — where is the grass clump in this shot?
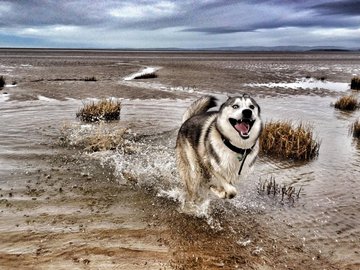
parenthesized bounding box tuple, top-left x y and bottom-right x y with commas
(0, 76, 5, 88)
(258, 176, 301, 204)
(351, 77, 360, 90)
(350, 119, 360, 138)
(260, 120, 320, 161)
(76, 99, 121, 122)
(334, 95, 358, 111)
(134, 72, 157, 79)
(84, 76, 97, 81)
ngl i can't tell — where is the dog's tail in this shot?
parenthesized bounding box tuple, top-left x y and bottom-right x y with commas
(182, 95, 217, 123)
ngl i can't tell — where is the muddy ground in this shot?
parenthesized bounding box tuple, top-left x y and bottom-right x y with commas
(0, 144, 344, 270)
(1, 49, 358, 269)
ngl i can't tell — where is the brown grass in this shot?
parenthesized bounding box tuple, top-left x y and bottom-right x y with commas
(260, 120, 320, 160)
(258, 176, 301, 204)
(0, 76, 5, 88)
(76, 99, 121, 122)
(84, 76, 97, 81)
(351, 77, 360, 90)
(350, 119, 360, 138)
(334, 95, 358, 111)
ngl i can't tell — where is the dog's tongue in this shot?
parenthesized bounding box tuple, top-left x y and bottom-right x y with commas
(235, 122, 250, 135)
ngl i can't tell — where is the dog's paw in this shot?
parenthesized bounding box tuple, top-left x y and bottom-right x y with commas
(210, 184, 237, 199)
(210, 186, 226, 198)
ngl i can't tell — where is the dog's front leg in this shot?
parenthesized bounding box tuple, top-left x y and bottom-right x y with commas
(209, 171, 237, 199)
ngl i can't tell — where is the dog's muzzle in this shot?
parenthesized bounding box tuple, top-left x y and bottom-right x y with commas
(229, 109, 255, 139)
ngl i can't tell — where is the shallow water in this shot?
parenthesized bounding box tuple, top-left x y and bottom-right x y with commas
(248, 95, 360, 263)
(1, 50, 360, 268)
(113, 95, 360, 266)
(0, 98, 77, 180)
(245, 77, 350, 92)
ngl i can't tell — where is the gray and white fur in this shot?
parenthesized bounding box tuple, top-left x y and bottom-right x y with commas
(176, 95, 262, 202)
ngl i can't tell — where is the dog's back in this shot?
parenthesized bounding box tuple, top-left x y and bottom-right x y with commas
(176, 96, 218, 201)
(177, 95, 218, 150)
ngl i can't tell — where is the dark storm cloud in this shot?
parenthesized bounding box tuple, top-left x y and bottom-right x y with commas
(312, 0, 360, 16)
(0, 0, 359, 48)
(183, 19, 322, 34)
(1, 0, 359, 31)
(183, 0, 360, 34)
(0, 0, 109, 27)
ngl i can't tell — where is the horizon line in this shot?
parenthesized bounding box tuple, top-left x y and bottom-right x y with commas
(0, 45, 359, 52)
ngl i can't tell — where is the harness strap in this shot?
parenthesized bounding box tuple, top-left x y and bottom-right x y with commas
(221, 136, 255, 175)
(237, 148, 252, 175)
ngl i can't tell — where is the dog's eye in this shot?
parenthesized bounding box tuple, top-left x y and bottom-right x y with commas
(232, 105, 239, 109)
(249, 105, 255, 109)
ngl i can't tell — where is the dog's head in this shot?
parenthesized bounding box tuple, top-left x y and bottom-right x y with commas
(217, 94, 262, 144)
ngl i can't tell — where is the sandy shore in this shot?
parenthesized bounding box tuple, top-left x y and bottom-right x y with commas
(0, 145, 342, 270)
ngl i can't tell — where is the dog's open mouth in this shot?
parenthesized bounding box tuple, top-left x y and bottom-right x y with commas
(229, 118, 255, 138)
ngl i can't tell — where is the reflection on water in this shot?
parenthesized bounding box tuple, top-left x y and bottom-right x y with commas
(0, 98, 79, 180)
(238, 94, 360, 264)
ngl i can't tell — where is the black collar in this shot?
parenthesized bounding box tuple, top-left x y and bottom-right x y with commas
(221, 135, 255, 175)
(221, 135, 254, 155)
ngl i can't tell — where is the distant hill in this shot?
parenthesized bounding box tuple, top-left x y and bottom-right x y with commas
(1, 46, 359, 52)
(117, 45, 360, 52)
(204, 45, 358, 52)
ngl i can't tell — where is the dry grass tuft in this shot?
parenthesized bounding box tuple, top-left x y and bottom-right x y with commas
(133, 72, 157, 79)
(76, 99, 121, 122)
(351, 77, 360, 90)
(0, 76, 5, 88)
(84, 76, 97, 81)
(334, 95, 358, 111)
(350, 119, 360, 138)
(260, 120, 320, 160)
(258, 176, 301, 204)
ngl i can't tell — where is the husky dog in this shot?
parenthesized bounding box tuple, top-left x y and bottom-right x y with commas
(176, 95, 262, 202)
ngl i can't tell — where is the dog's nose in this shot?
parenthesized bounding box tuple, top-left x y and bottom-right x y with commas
(226, 192, 236, 199)
(242, 109, 252, 119)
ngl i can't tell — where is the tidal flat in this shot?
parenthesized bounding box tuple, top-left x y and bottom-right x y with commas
(0, 49, 359, 269)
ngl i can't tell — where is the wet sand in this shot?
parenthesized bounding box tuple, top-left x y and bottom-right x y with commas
(1, 49, 359, 269)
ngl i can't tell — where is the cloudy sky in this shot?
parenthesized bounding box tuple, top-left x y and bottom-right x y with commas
(0, 0, 360, 49)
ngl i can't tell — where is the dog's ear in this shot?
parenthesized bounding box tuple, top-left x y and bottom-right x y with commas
(220, 96, 233, 110)
(250, 97, 261, 115)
